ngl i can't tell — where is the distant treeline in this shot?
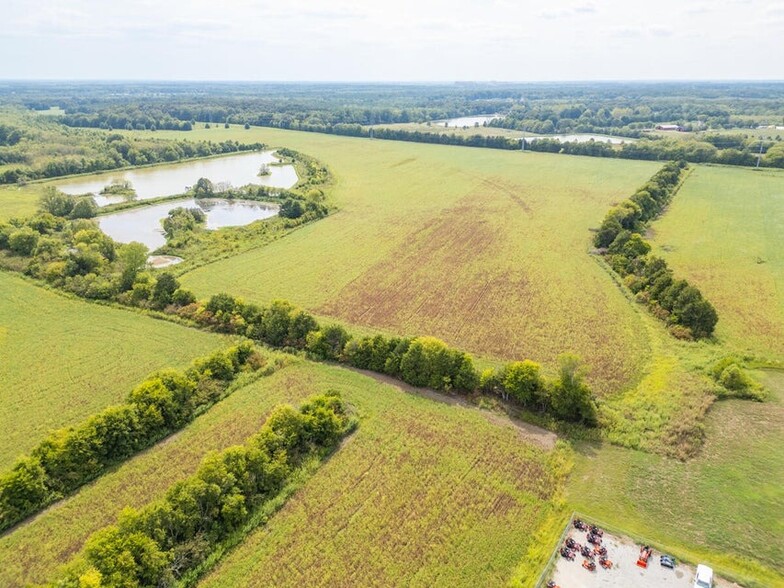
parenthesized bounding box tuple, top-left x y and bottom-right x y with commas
(11, 80, 782, 169)
(253, 122, 784, 168)
(594, 161, 718, 339)
(15, 80, 782, 134)
(525, 135, 784, 168)
(57, 393, 354, 587)
(0, 342, 263, 532)
(0, 122, 264, 184)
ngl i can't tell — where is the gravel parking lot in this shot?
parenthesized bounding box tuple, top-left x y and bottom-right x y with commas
(549, 522, 740, 588)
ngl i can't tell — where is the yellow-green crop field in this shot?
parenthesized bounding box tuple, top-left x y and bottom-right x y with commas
(0, 271, 225, 468)
(650, 165, 784, 362)
(0, 359, 563, 588)
(2, 122, 783, 588)
(153, 126, 659, 394)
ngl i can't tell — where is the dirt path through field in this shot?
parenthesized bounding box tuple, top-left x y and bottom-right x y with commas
(346, 367, 558, 450)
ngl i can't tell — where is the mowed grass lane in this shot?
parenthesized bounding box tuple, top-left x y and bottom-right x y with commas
(170, 127, 660, 393)
(0, 271, 224, 468)
(567, 368, 784, 588)
(650, 165, 784, 361)
(0, 360, 561, 587)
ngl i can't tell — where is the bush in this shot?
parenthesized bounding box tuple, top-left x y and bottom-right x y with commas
(279, 199, 304, 219)
(69, 197, 98, 219)
(399, 336, 478, 392)
(39, 188, 75, 217)
(549, 354, 598, 425)
(502, 360, 547, 409)
(0, 457, 50, 527)
(171, 287, 196, 306)
(152, 273, 180, 308)
(718, 364, 753, 391)
(709, 356, 765, 400)
(306, 324, 351, 360)
(8, 227, 39, 255)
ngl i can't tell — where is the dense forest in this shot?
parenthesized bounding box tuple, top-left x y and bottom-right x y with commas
(4, 81, 783, 131)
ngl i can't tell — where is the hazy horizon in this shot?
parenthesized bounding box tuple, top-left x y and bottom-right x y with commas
(1, 0, 782, 81)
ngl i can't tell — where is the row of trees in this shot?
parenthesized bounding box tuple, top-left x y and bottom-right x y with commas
(525, 136, 784, 168)
(0, 130, 264, 184)
(0, 342, 262, 532)
(595, 161, 718, 339)
(59, 393, 353, 587)
(177, 294, 599, 425)
(239, 122, 784, 169)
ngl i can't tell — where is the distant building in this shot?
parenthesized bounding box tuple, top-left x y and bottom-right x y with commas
(655, 124, 685, 131)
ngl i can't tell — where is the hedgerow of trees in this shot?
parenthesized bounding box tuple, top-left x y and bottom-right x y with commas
(58, 392, 354, 587)
(594, 161, 718, 339)
(175, 293, 599, 426)
(0, 219, 599, 431)
(0, 342, 263, 532)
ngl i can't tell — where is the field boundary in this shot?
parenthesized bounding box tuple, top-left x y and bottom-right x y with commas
(534, 510, 576, 588)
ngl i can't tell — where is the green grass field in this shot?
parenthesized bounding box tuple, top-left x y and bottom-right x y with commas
(567, 368, 784, 587)
(138, 126, 659, 395)
(650, 166, 784, 362)
(0, 182, 46, 221)
(0, 359, 563, 588)
(0, 271, 225, 469)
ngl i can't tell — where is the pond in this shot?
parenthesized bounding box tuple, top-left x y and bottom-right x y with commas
(526, 134, 633, 145)
(98, 198, 279, 250)
(434, 115, 500, 127)
(56, 151, 297, 207)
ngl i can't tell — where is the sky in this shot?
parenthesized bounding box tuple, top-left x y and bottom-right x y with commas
(0, 0, 782, 81)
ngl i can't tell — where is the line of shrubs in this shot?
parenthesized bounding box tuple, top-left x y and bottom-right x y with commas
(175, 294, 599, 426)
(593, 161, 718, 339)
(58, 392, 354, 588)
(0, 342, 264, 533)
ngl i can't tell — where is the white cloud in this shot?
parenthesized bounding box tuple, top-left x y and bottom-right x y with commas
(0, 0, 779, 80)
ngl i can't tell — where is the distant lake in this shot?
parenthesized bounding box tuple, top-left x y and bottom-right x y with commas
(434, 115, 500, 128)
(56, 151, 297, 207)
(98, 198, 279, 250)
(526, 134, 633, 145)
